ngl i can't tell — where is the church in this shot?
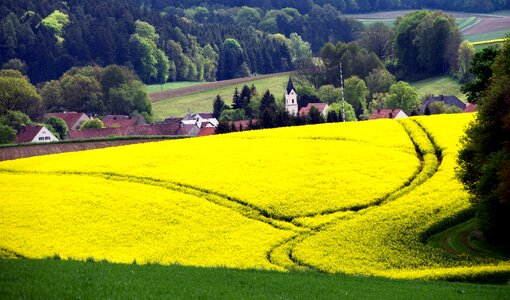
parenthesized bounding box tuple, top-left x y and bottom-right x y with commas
(285, 77, 328, 116)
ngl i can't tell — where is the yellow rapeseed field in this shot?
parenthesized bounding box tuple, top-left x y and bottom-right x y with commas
(1, 114, 509, 279)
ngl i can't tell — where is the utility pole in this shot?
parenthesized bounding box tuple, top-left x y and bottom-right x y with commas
(339, 63, 345, 122)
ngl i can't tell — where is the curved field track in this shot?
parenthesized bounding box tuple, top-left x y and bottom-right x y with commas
(0, 139, 165, 162)
(149, 72, 292, 102)
(463, 17, 510, 35)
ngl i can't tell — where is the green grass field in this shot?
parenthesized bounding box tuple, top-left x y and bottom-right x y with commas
(145, 81, 207, 94)
(464, 29, 510, 42)
(410, 76, 467, 102)
(152, 75, 289, 120)
(1, 259, 508, 299)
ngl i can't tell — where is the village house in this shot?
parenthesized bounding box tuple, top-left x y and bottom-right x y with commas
(45, 112, 90, 130)
(420, 95, 467, 115)
(369, 109, 408, 120)
(17, 125, 59, 144)
(181, 113, 219, 128)
(464, 103, 478, 112)
(299, 103, 329, 117)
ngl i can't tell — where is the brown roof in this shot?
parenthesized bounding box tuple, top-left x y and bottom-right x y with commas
(46, 112, 87, 129)
(68, 123, 191, 140)
(17, 126, 43, 143)
(299, 103, 328, 115)
(369, 109, 404, 120)
(464, 103, 477, 113)
(198, 127, 216, 136)
(229, 119, 257, 131)
(420, 95, 467, 114)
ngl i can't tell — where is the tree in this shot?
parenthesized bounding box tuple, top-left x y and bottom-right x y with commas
(80, 118, 104, 129)
(2, 59, 28, 74)
(45, 116, 68, 139)
(395, 10, 461, 78)
(259, 90, 277, 128)
(40, 80, 64, 112)
(461, 46, 500, 104)
(365, 68, 395, 99)
(213, 95, 227, 119)
(297, 85, 321, 108)
(217, 38, 246, 80)
(457, 40, 475, 82)
(306, 105, 324, 124)
(235, 7, 261, 28)
(0, 124, 16, 144)
(384, 81, 419, 115)
(0, 73, 42, 118)
(130, 20, 169, 83)
(457, 37, 510, 248)
(60, 73, 104, 114)
(231, 87, 243, 109)
(327, 110, 339, 122)
(360, 22, 393, 61)
(0, 110, 31, 133)
(344, 76, 369, 118)
(289, 32, 311, 64)
(329, 102, 357, 121)
(318, 85, 341, 105)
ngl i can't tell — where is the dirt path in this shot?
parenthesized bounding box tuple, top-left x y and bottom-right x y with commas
(0, 139, 166, 162)
(149, 72, 292, 102)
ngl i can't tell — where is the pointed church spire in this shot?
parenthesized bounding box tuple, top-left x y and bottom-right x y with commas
(286, 77, 295, 94)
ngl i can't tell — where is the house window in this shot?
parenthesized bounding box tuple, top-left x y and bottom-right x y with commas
(38, 137, 44, 141)
(292, 99, 294, 104)
(45, 136, 50, 140)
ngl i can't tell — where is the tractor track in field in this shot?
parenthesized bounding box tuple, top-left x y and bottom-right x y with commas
(0, 119, 444, 271)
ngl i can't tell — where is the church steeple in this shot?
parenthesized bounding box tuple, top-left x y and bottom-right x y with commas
(285, 77, 298, 115)
(286, 77, 295, 94)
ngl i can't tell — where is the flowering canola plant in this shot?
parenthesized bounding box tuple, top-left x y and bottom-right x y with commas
(1, 114, 509, 279)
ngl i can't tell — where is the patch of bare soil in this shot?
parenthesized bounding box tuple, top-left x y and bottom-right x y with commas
(149, 72, 292, 102)
(0, 139, 165, 162)
(463, 17, 510, 35)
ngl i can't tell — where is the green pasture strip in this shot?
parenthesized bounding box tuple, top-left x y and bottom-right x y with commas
(464, 29, 510, 42)
(0, 259, 508, 299)
(152, 75, 288, 120)
(0, 136, 186, 148)
(357, 19, 396, 27)
(145, 81, 207, 94)
(410, 76, 467, 102)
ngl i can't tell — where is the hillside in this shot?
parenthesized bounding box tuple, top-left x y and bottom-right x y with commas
(1, 114, 509, 281)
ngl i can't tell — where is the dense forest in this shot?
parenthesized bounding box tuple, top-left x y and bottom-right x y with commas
(140, 0, 510, 14)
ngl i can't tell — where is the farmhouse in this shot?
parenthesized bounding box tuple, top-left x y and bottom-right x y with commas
(102, 115, 146, 128)
(17, 125, 59, 144)
(369, 109, 408, 120)
(420, 95, 466, 115)
(45, 112, 90, 130)
(182, 113, 219, 128)
(299, 103, 329, 116)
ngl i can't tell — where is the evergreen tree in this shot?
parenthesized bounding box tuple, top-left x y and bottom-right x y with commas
(212, 95, 226, 119)
(231, 87, 242, 109)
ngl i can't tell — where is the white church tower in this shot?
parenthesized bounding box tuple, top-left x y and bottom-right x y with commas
(285, 77, 298, 115)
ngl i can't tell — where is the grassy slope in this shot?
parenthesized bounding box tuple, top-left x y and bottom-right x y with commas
(152, 75, 288, 120)
(145, 81, 207, 94)
(464, 29, 510, 42)
(410, 76, 467, 102)
(1, 259, 508, 299)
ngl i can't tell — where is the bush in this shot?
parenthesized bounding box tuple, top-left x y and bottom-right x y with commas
(0, 124, 17, 144)
(80, 118, 104, 129)
(45, 116, 68, 139)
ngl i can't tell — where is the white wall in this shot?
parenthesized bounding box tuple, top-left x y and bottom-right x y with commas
(32, 127, 59, 143)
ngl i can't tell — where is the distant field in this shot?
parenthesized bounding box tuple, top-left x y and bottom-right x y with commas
(347, 10, 510, 42)
(152, 75, 289, 120)
(410, 76, 467, 102)
(145, 81, 207, 94)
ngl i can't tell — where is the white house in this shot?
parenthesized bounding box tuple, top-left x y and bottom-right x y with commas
(181, 113, 219, 128)
(17, 125, 59, 144)
(285, 77, 298, 115)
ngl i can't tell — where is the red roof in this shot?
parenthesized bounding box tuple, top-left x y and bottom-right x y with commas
(68, 122, 191, 140)
(369, 109, 404, 120)
(103, 115, 146, 128)
(17, 126, 43, 143)
(299, 103, 328, 115)
(464, 103, 477, 113)
(198, 127, 216, 136)
(46, 112, 87, 129)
